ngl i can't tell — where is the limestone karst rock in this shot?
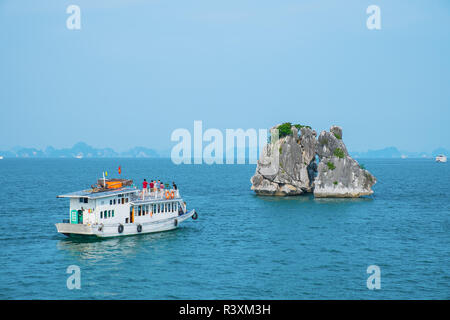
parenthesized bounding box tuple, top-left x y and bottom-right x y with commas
(250, 124, 317, 196)
(250, 124, 377, 197)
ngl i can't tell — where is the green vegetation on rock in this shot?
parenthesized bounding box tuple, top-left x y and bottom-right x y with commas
(277, 123, 293, 138)
(333, 148, 345, 159)
(294, 124, 312, 130)
(327, 161, 336, 170)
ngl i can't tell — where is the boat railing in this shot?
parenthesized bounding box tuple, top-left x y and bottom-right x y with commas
(131, 189, 181, 201)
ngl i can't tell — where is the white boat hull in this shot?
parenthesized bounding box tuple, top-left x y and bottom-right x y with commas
(56, 210, 197, 238)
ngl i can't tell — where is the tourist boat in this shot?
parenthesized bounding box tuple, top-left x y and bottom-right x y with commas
(0, 156, 3, 160)
(55, 178, 198, 238)
(435, 155, 447, 163)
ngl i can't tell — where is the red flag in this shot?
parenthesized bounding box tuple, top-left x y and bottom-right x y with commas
(118, 166, 121, 175)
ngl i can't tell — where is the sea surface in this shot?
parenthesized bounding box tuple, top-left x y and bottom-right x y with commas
(0, 158, 448, 299)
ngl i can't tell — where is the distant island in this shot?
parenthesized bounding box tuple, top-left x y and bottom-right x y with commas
(0, 142, 159, 158)
(0, 142, 447, 159)
(350, 147, 449, 159)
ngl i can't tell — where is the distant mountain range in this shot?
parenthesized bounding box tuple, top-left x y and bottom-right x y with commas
(350, 147, 449, 159)
(0, 142, 159, 158)
(0, 143, 447, 159)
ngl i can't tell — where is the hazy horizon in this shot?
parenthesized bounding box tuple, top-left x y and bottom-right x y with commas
(1, 1, 449, 153)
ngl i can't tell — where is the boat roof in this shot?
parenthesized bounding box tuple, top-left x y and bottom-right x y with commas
(57, 186, 138, 199)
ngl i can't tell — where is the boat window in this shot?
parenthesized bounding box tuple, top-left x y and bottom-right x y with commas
(125, 198, 128, 203)
(112, 210, 114, 217)
(138, 206, 142, 216)
(113, 199, 116, 205)
(108, 210, 111, 218)
(110, 200, 112, 205)
(100, 211, 103, 219)
(121, 198, 124, 205)
(158, 204, 160, 213)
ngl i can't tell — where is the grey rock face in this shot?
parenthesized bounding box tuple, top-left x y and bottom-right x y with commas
(316, 127, 348, 159)
(250, 124, 377, 198)
(250, 125, 317, 196)
(313, 156, 376, 197)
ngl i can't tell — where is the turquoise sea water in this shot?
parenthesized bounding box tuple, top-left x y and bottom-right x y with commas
(0, 158, 448, 299)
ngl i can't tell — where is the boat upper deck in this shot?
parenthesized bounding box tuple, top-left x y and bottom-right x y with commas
(57, 186, 138, 199)
(58, 186, 182, 203)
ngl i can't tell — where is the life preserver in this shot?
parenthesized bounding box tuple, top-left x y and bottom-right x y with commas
(137, 224, 142, 233)
(165, 190, 171, 199)
(192, 212, 198, 220)
(174, 219, 178, 227)
(118, 224, 124, 234)
(170, 191, 175, 199)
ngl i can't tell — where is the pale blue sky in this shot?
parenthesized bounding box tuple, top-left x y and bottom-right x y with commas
(1, 0, 449, 153)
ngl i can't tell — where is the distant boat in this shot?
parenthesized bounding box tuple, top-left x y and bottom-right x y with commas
(75, 154, 83, 159)
(0, 156, 3, 160)
(401, 155, 407, 159)
(435, 155, 447, 163)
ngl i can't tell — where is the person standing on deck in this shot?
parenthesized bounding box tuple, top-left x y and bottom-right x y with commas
(172, 181, 178, 197)
(152, 180, 157, 198)
(156, 180, 161, 197)
(142, 179, 148, 196)
(149, 180, 154, 196)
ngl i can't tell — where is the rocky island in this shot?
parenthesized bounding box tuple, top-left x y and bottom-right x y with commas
(250, 123, 376, 197)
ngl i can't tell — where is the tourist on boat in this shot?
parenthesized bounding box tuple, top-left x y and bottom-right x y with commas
(172, 182, 178, 197)
(149, 180, 154, 194)
(143, 179, 148, 195)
